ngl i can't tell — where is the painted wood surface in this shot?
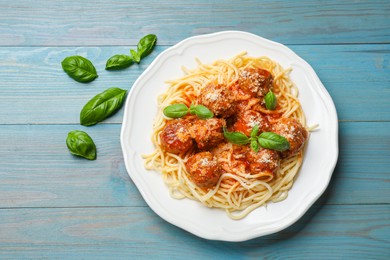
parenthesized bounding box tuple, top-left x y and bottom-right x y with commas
(0, 122, 389, 208)
(0, 205, 389, 259)
(0, 44, 389, 124)
(0, 0, 389, 46)
(0, 0, 389, 259)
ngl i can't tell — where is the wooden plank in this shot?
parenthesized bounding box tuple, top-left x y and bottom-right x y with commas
(291, 44, 390, 122)
(0, 46, 151, 125)
(0, 44, 389, 124)
(0, 124, 145, 208)
(0, 0, 389, 46)
(0, 1, 387, 257)
(324, 121, 390, 204)
(0, 122, 388, 208)
(0, 205, 388, 258)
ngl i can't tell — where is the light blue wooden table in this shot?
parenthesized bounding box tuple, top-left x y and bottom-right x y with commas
(0, 1, 389, 258)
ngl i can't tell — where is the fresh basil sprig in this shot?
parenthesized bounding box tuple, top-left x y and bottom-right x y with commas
(250, 125, 259, 138)
(130, 50, 141, 63)
(265, 90, 277, 110)
(137, 34, 157, 60)
(66, 130, 97, 160)
(80, 87, 127, 126)
(105, 34, 157, 70)
(163, 104, 189, 118)
(105, 55, 134, 70)
(258, 132, 290, 151)
(163, 103, 213, 120)
(189, 104, 214, 119)
(223, 125, 290, 152)
(131, 34, 157, 63)
(250, 139, 260, 152)
(249, 125, 260, 152)
(61, 55, 98, 83)
(223, 127, 250, 145)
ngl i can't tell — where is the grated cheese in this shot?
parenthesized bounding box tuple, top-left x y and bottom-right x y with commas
(205, 92, 220, 102)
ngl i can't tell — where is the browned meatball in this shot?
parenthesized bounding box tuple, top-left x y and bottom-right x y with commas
(235, 98, 263, 113)
(197, 83, 235, 118)
(271, 118, 308, 158)
(185, 151, 222, 189)
(246, 149, 280, 178)
(211, 142, 249, 174)
(237, 67, 273, 98)
(233, 110, 270, 136)
(229, 82, 253, 102)
(189, 118, 226, 150)
(160, 119, 193, 154)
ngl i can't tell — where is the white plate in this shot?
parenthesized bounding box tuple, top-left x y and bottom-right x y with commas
(120, 31, 338, 241)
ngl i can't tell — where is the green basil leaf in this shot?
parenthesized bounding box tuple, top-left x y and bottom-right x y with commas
(223, 127, 250, 145)
(250, 125, 259, 138)
(137, 34, 157, 59)
(250, 140, 259, 152)
(105, 54, 134, 70)
(80, 87, 127, 126)
(189, 104, 214, 119)
(130, 49, 141, 63)
(66, 130, 96, 160)
(265, 90, 277, 110)
(61, 55, 98, 83)
(258, 132, 290, 151)
(163, 104, 189, 118)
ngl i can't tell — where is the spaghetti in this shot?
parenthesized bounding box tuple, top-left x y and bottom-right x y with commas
(143, 52, 309, 219)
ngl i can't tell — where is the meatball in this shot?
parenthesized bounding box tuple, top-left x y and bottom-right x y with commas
(160, 119, 193, 154)
(185, 152, 222, 189)
(229, 82, 253, 102)
(237, 68, 273, 98)
(233, 110, 270, 136)
(197, 83, 235, 118)
(211, 142, 249, 174)
(271, 117, 308, 158)
(246, 149, 280, 178)
(235, 98, 263, 113)
(189, 118, 226, 150)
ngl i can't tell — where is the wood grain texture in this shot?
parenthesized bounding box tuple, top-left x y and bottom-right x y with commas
(0, 0, 389, 46)
(0, 122, 388, 208)
(0, 124, 142, 208)
(0, 0, 389, 257)
(0, 205, 389, 259)
(0, 44, 389, 124)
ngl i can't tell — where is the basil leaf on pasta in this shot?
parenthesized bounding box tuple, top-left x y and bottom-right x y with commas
(258, 132, 290, 151)
(223, 127, 250, 145)
(250, 125, 259, 138)
(163, 104, 189, 118)
(265, 90, 277, 110)
(250, 140, 259, 152)
(189, 104, 214, 119)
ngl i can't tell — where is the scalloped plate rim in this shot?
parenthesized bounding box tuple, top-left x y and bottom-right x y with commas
(120, 31, 338, 241)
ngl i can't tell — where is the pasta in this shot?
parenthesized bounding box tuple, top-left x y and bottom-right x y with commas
(143, 52, 309, 219)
